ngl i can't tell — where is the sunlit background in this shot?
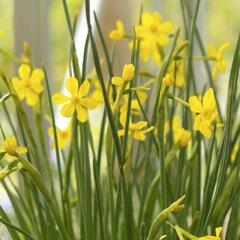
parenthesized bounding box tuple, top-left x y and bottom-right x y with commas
(0, 0, 239, 238)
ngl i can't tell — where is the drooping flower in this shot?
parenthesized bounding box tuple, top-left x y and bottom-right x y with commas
(52, 77, 97, 123)
(48, 124, 71, 150)
(188, 88, 217, 138)
(118, 113, 154, 141)
(198, 227, 222, 240)
(0, 136, 28, 159)
(207, 42, 229, 79)
(109, 20, 125, 41)
(12, 64, 44, 106)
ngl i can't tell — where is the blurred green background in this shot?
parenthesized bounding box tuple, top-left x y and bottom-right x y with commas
(0, 0, 239, 87)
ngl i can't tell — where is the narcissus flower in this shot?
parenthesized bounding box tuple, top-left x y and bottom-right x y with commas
(207, 42, 229, 79)
(198, 227, 222, 240)
(12, 64, 44, 106)
(167, 59, 185, 87)
(118, 113, 154, 141)
(112, 64, 135, 86)
(48, 124, 71, 150)
(0, 136, 28, 159)
(109, 20, 125, 40)
(135, 12, 173, 46)
(129, 39, 162, 64)
(52, 77, 97, 123)
(163, 74, 173, 87)
(188, 88, 217, 138)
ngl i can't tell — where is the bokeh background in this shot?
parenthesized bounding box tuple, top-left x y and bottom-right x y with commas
(0, 0, 239, 238)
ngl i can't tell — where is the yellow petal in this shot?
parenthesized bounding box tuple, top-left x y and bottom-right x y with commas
(199, 119, 212, 138)
(31, 68, 44, 83)
(52, 93, 70, 104)
(18, 64, 31, 80)
(158, 21, 173, 33)
(207, 44, 217, 57)
(122, 64, 135, 81)
(66, 77, 79, 96)
(218, 42, 229, 55)
(12, 78, 26, 100)
(32, 83, 44, 94)
(81, 97, 97, 109)
(61, 103, 75, 117)
(26, 90, 38, 106)
(112, 76, 123, 86)
(118, 129, 125, 137)
(78, 80, 90, 98)
(203, 88, 216, 110)
(134, 121, 148, 130)
(109, 20, 125, 40)
(189, 96, 203, 113)
(16, 146, 28, 154)
(133, 131, 146, 141)
(215, 227, 222, 237)
(76, 107, 88, 122)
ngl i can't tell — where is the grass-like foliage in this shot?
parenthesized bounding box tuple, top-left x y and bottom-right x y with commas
(0, 0, 240, 239)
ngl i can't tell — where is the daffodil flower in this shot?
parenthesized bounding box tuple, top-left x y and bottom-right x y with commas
(167, 59, 185, 87)
(12, 64, 44, 106)
(52, 77, 97, 123)
(188, 88, 217, 138)
(0, 136, 28, 160)
(118, 113, 154, 141)
(207, 42, 229, 79)
(109, 20, 125, 40)
(135, 12, 174, 46)
(48, 124, 71, 150)
(112, 64, 135, 86)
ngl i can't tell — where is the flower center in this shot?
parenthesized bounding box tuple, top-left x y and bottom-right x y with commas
(24, 80, 31, 89)
(150, 25, 158, 34)
(71, 97, 80, 105)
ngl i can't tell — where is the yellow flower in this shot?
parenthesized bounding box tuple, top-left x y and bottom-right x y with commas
(189, 88, 217, 138)
(207, 42, 229, 79)
(12, 64, 44, 106)
(48, 124, 71, 150)
(120, 89, 148, 116)
(167, 59, 185, 87)
(109, 20, 125, 40)
(135, 12, 173, 46)
(118, 113, 154, 141)
(198, 227, 222, 240)
(129, 39, 162, 64)
(0, 136, 28, 159)
(174, 128, 191, 147)
(163, 74, 173, 87)
(112, 64, 135, 86)
(172, 116, 191, 147)
(52, 77, 97, 123)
